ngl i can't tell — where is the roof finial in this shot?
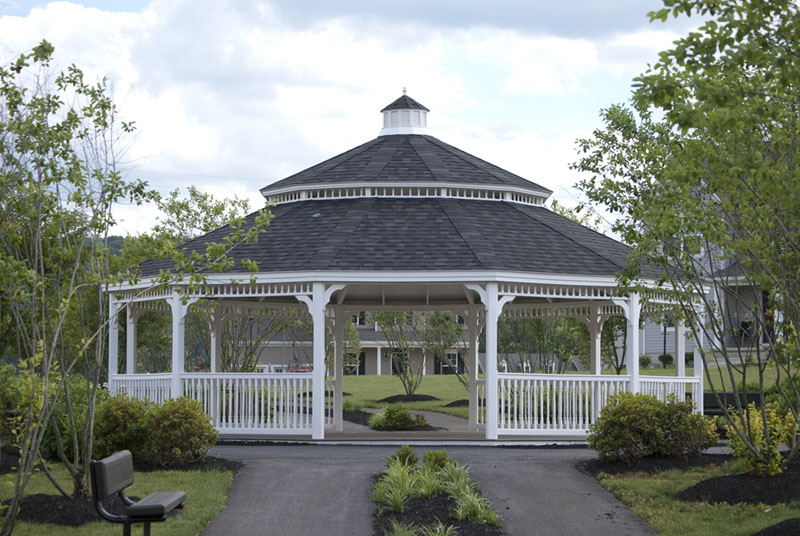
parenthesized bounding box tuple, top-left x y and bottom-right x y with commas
(402, 87, 407, 95)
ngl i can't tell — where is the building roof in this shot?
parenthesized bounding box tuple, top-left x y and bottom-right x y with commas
(137, 197, 631, 277)
(380, 94, 430, 113)
(261, 134, 551, 195)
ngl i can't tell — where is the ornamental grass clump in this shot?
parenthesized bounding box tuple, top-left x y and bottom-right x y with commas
(373, 447, 500, 532)
(588, 392, 717, 463)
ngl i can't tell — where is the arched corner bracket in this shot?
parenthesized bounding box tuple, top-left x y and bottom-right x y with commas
(296, 283, 347, 311)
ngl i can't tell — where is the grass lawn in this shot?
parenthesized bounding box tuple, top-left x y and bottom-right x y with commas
(1, 462, 234, 536)
(613, 363, 783, 392)
(596, 460, 800, 536)
(342, 375, 472, 419)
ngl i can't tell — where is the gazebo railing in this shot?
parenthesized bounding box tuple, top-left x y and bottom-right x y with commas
(110, 373, 172, 405)
(497, 373, 629, 435)
(495, 373, 701, 436)
(640, 376, 700, 404)
(181, 373, 314, 434)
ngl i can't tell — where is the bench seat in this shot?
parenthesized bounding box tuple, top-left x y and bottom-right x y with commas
(128, 491, 187, 518)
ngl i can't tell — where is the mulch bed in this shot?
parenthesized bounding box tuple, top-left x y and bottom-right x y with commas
(445, 399, 470, 407)
(343, 409, 373, 426)
(2, 456, 242, 527)
(374, 494, 503, 536)
(752, 518, 800, 536)
(578, 453, 733, 477)
(675, 455, 800, 506)
(378, 394, 440, 403)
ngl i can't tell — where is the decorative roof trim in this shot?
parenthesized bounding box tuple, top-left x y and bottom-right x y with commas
(260, 181, 551, 206)
(110, 269, 626, 293)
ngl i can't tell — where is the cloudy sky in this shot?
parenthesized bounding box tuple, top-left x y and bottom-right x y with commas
(0, 1, 695, 235)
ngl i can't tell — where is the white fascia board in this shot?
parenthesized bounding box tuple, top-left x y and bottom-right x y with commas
(259, 181, 551, 199)
(110, 270, 626, 292)
(378, 126, 428, 136)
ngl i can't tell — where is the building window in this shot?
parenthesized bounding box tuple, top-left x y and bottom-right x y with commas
(352, 311, 366, 326)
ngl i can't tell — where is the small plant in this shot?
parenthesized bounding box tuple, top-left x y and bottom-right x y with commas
(369, 405, 428, 431)
(342, 397, 363, 413)
(423, 449, 451, 470)
(588, 393, 717, 463)
(658, 353, 673, 368)
(639, 355, 652, 368)
(385, 519, 419, 536)
(419, 520, 459, 536)
(726, 402, 795, 476)
(416, 464, 445, 497)
(387, 444, 418, 467)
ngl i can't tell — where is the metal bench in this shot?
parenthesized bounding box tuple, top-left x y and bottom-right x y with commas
(90, 450, 186, 536)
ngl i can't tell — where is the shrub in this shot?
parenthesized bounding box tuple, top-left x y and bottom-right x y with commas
(93, 394, 149, 459)
(41, 374, 109, 461)
(423, 449, 451, 470)
(726, 402, 795, 476)
(658, 353, 673, 368)
(639, 355, 651, 368)
(387, 444, 418, 467)
(342, 397, 362, 413)
(142, 397, 219, 467)
(369, 405, 428, 431)
(588, 393, 717, 463)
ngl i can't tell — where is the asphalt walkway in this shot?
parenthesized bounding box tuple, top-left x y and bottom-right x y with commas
(201, 444, 655, 536)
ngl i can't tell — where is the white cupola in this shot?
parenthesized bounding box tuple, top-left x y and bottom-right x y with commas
(378, 88, 430, 136)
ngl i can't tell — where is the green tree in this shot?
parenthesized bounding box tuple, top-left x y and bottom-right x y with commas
(371, 312, 422, 395)
(0, 42, 271, 532)
(601, 316, 627, 375)
(418, 312, 467, 389)
(573, 0, 800, 473)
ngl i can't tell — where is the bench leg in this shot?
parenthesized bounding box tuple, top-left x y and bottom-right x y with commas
(144, 523, 151, 536)
(124, 522, 131, 536)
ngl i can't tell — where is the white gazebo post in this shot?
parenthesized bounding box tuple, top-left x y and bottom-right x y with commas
(587, 303, 604, 375)
(333, 306, 345, 432)
(298, 283, 345, 439)
(695, 311, 705, 414)
(108, 296, 119, 393)
(479, 282, 514, 440)
(209, 304, 223, 372)
(466, 305, 479, 431)
(125, 304, 138, 375)
(170, 292, 188, 399)
(586, 303, 605, 420)
(626, 293, 641, 394)
(674, 312, 686, 378)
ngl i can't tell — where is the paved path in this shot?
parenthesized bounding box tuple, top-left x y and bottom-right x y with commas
(201, 445, 655, 536)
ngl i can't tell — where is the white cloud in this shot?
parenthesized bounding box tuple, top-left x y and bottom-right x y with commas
(0, 0, 693, 236)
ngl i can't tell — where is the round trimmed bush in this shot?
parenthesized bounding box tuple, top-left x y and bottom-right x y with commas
(368, 405, 428, 431)
(94, 394, 149, 459)
(142, 397, 219, 467)
(588, 392, 717, 463)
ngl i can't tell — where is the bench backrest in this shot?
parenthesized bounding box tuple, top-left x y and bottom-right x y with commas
(91, 450, 135, 499)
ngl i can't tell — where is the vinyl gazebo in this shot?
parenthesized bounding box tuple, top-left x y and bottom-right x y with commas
(108, 94, 703, 440)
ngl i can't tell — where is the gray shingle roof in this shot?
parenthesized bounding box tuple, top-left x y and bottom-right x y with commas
(137, 198, 630, 277)
(380, 95, 430, 112)
(261, 135, 551, 194)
